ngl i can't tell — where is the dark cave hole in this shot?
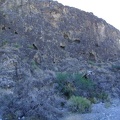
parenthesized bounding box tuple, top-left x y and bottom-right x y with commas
(33, 44, 38, 50)
(95, 43, 99, 47)
(2, 26, 6, 30)
(3, 14, 6, 17)
(74, 39, 81, 43)
(89, 52, 96, 61)
(63, 33, 69, 39)
(61, 102, 65, 107)
(60, 45, 65, 49)
(14, 31, 18, 34)
(53, 61, 56, 64)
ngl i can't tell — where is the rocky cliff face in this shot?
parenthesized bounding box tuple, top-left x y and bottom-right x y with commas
(0, 0, 120, 65)
(0, 0, 120, 120)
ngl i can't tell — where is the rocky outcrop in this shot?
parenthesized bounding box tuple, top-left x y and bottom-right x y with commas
(0, 0, 120, 66)
(0, 0, 120, 120)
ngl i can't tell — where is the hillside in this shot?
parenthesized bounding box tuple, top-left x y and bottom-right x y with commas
(0, 0, 120, 120)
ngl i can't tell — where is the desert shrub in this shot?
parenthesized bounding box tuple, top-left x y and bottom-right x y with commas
(2, 113, 17, 120)
(31, 60, 38, 69)
(56, 73, 75, 98)
(26, 116, 47, 120)
(14, 43, 20, 48)
(56, 72, 95, 98)
(112, 65, 120, 70)
(2, 40, 8, 46)
(56, 72, 108, 103)
(56, 72, 69, 82)
(68, 96, 91, 113)
(104, 102, 111, 108)
(73, 73, 94, 92)
(96, 92, 109, 102)
(88, 60, 95, 65)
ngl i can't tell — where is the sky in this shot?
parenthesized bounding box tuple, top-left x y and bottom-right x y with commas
(57, 0, 120, 31)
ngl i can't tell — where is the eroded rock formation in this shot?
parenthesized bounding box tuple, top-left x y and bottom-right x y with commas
(0, 0, 120, 120)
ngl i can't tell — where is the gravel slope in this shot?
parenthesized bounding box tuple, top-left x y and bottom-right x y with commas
(62, 99, 120, 120)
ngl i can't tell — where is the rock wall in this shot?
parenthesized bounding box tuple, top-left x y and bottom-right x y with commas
(0, 0, 120, 68)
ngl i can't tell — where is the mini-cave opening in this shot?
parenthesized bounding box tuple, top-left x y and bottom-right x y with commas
(1, 26, 6, 30)
(95, 43, 100, 47)
(74, 39, 81, 43)
(89, 52, 96, 61)
(14, 31, 18, 34)
(60, 45, 65, 49)
(63, 33, 69, 39)
(33, 44, 38, 50)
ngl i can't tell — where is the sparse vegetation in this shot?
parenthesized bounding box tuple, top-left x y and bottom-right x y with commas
(31, 60, 38, 69)
(28, 45, 34, 49)
(68, 96, 91, 113)
(56, 72, 109, 113)
(88, 60, 95, 65)
(2, 40, 8, 46)
(96, 92, 109, 102)
(73, 73, 94, 91)
(56, 73, 75, 98)
(112, 65, 120, 70)
(1, 0, 120, 119)
(104, 102, 111, 108)
(2, 113, 17, 120)
(56, 72, 108, 103)
(14, 43, 20, 48)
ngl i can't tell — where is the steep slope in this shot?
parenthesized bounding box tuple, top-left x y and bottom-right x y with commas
(0, 0, 120, 120)
(0, 0, 120, 68)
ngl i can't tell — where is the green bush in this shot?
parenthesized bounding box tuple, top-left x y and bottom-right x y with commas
(68, 96, 91, 113)
(73, 73, 94, 91)
(56, 72, 95, 98)
(56, 72, 109, 103)
(14, 43, 20, 48)
(56, 73, 75, 98)
(31, 60, 38, 69)
(56, 72, 69, 82)
(97, 92, 109, 102)
(2, 40, 8, 46)
(2, 113, 17, 120)
(112, 65, 120, 70)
